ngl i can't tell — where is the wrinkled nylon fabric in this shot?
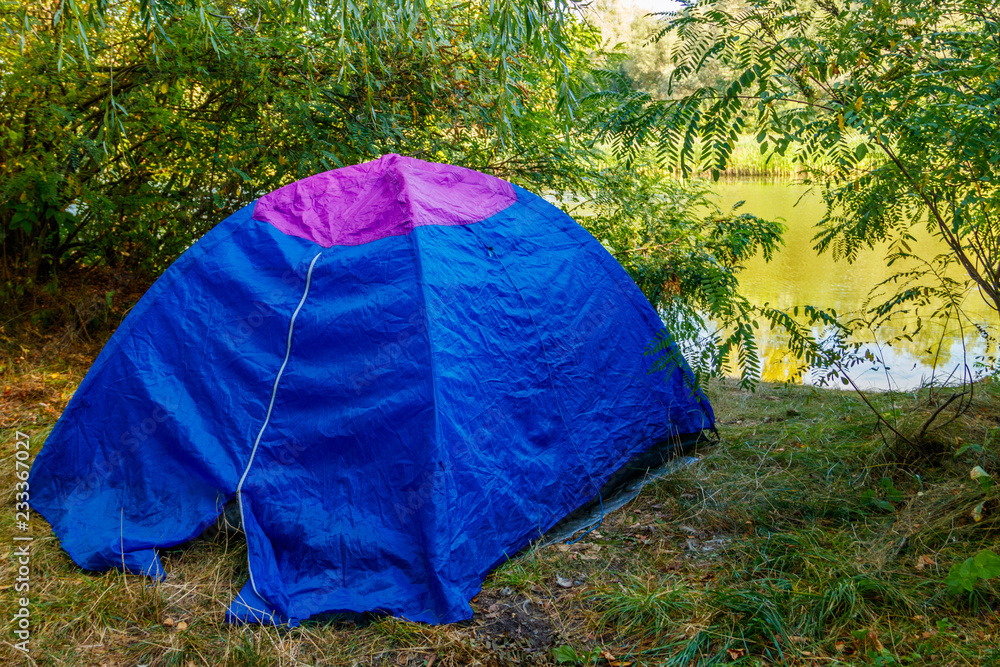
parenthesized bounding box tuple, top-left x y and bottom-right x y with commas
(253, 153, 516, 247)
(29, 163, 714, 626)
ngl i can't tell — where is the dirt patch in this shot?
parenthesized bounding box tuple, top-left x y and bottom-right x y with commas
(0, 372, 68, 429)
(469, 590, 558, 664)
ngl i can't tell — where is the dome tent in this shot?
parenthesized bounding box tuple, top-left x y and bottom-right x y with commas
(29, 154, 714, 626)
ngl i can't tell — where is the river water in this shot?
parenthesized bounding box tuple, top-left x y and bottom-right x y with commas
(710, 180, 997, 390)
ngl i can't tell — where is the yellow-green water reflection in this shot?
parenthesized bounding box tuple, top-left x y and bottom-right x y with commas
(712, 180, 997, 389)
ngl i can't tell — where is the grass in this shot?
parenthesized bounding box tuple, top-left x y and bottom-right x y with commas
(2, 330, 1000, 665)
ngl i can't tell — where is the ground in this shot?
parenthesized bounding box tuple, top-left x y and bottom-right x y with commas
(2, 317, 999, 666)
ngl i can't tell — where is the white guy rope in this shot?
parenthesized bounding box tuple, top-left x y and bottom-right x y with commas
(236, 250, 323, 605)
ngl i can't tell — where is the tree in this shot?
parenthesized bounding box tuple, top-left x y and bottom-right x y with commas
(565, 151, 785, 387)
(593, 0, 1000, 345)
(0, 1, 595, 284)
(584, 0, 735, 100)
(1, 0, 791, 390)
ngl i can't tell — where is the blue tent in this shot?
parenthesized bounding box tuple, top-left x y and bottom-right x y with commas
(29, 154, 714, 625)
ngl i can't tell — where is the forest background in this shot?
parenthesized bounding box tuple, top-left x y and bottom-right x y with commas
(2, 1, 1000, 665)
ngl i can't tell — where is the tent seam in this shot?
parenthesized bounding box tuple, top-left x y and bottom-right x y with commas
(407, 227, 452, 604)
(464, 222, 599, 505)
(236, 250, 323, 608)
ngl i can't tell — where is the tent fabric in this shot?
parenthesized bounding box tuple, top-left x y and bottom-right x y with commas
(29, 154, 714, 626)
(253, 153, 517, 246)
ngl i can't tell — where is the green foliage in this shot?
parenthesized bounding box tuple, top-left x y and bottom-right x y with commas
(970, 465, 993, 493)
(10, 0, 577, 114)
(568, 154, 785, 386)
(585, 0, 737, 101)
(946, 550, 1000, 595)
(591, 0, 1000, 363)
(861, 476, 905, 512)
(552, 644, 601, 665)
(0, 1, 595, 283)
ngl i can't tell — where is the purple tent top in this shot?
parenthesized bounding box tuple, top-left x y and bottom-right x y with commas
(253, 154, 517, 246)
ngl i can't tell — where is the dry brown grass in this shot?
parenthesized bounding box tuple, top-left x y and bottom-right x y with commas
(2, 332, 1000, 665)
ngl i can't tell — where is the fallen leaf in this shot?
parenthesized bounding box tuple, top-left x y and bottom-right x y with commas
(727, 647, 747, 660)
(914, 555, 937, 571)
